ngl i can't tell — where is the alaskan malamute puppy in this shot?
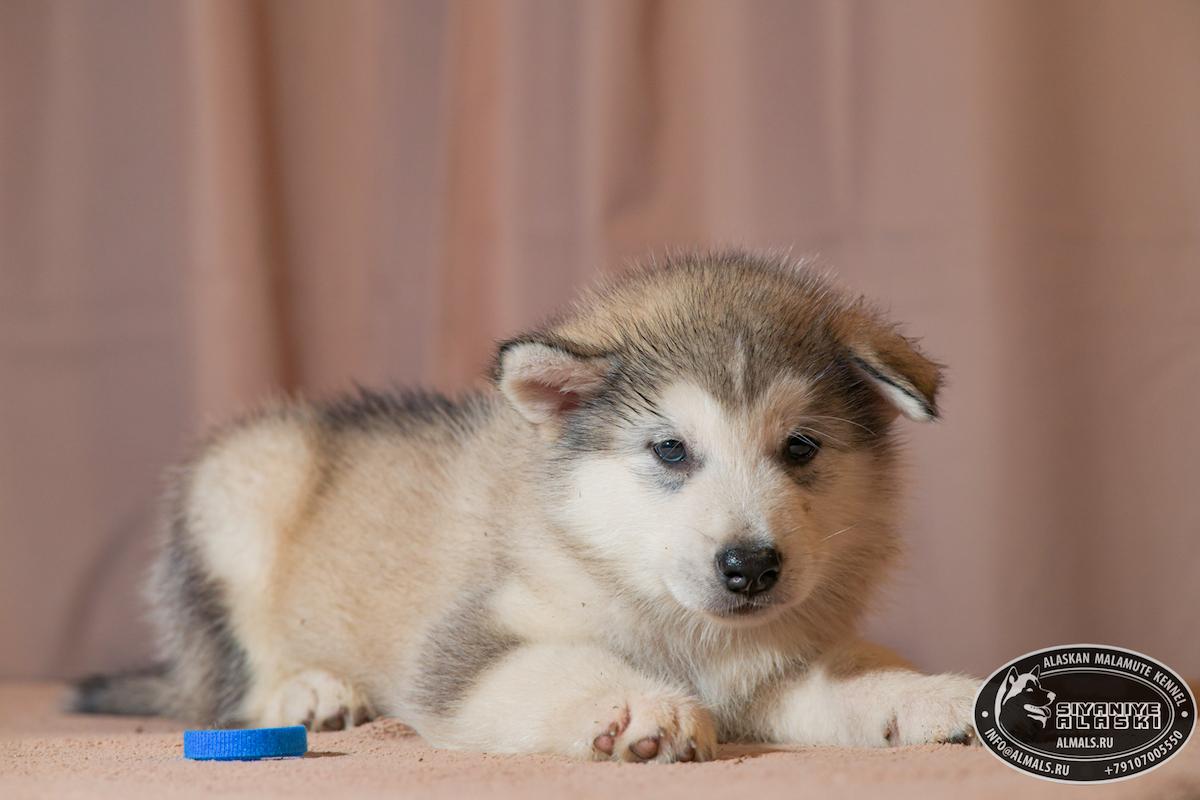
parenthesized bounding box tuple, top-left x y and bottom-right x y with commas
(74, 251, 977, 761)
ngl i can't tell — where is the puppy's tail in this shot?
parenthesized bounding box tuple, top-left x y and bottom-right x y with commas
(68, 663, 171, 717)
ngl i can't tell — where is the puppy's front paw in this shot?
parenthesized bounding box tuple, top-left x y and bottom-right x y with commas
(590, 691, 717, 763)
(883, 673, 978, 746)
(262, 669, 375, 731)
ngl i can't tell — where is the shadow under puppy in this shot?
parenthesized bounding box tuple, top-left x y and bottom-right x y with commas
(73, 250, 977, 762)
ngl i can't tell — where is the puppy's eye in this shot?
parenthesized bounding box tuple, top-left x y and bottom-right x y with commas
(784, 434, 821, 464)
(652, 439, 687, 464)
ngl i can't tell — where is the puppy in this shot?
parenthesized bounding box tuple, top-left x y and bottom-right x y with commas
(73, 250, 978, 761)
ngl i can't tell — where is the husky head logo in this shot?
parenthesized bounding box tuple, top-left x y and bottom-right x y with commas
(995, 665, 1056, 738)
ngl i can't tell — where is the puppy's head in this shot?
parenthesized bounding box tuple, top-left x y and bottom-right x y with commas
(494, 252, 942, 628)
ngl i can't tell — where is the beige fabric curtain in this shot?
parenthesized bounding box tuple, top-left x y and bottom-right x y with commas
(2, 0, 1198, 681)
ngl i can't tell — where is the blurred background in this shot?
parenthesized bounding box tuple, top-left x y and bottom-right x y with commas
(1, 0, 1198, 683)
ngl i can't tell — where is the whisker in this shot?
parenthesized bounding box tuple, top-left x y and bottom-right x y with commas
(791, 424, 848, 448)
(802, 414, 877, 437)
(820, 523, 859, 542)
(685, 525, 719, 544)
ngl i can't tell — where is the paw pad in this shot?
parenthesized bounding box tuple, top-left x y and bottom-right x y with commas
(589, 694, 716, 763)
(629, 736, 660, 760)
(263, 670, 374, 731)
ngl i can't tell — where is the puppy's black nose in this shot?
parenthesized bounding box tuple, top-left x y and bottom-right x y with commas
(716, 546, 781, 595)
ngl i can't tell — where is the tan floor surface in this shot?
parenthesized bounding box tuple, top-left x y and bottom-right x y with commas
(1, 683, 1197, 799)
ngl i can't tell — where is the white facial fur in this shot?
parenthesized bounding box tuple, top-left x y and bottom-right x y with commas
(556, 380, 879, 626)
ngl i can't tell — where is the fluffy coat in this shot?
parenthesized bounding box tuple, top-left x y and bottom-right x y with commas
(73, 251, 977, 761)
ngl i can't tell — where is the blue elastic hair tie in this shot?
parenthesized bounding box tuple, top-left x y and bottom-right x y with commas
(183, 726, 308, 761)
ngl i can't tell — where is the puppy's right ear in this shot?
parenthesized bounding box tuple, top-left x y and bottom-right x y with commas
(495, 339, 612, 425)
(831, 302, 944, 423)
(1004, 667, 1019, 689)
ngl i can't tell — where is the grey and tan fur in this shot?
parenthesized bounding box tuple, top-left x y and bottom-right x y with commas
(73, 251, 978, 761)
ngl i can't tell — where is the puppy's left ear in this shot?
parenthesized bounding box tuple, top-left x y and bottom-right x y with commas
(833, 303, 944, 422)
(494, 338, 612, 425)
